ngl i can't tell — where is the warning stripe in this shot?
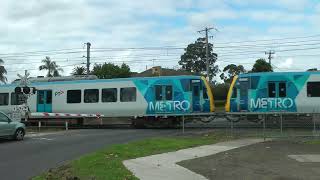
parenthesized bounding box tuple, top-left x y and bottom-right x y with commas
(30, 112, 104, 118)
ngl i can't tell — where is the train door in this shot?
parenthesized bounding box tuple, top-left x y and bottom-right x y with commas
(37, 90, 52, 112)
(191, 80, 201, 112)
(239, 80, 249, 111)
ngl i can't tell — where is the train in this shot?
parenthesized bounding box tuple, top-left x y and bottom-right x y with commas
(225, 71, 320, 113)
(0, 75, 214, 128)
(0, 71, 319, 128)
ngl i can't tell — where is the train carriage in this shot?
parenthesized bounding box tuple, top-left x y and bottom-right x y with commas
(0, 75, 214, 127)
(226, 71, 320, 113)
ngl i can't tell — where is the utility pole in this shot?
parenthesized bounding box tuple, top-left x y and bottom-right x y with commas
(265, 50, 275, 65)
(85, 42, 91, 75)
(198, 27, 217, 81)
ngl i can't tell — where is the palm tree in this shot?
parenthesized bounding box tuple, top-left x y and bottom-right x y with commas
(39, 56, 63, 77)
(0, 59, 7, 84)
(72, 66, 86, 75)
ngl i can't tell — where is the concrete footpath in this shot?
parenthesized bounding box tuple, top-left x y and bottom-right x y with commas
(123, 138, 264, 180)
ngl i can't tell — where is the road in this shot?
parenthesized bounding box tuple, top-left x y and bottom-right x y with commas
(0, 129, 182, 180)
(179, 140, 320, 180)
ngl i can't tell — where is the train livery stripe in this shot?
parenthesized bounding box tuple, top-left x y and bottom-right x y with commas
(201, 77, 215, 112)
(225, 75, 238, 112)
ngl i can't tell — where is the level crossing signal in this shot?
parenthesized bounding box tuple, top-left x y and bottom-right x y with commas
(14, 86, 37, 95)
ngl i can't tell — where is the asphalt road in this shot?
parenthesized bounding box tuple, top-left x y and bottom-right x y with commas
(179, 140, 320, 180)
(0, 129, 182, 180)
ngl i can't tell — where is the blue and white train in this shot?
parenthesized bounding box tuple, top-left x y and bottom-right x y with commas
(226, 71, 320, 113)
(0, 75, 214, 127)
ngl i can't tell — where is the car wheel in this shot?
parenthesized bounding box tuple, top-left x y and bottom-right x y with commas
(14, 129, 25, 141)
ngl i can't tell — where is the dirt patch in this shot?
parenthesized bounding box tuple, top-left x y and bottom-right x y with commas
(179, 140, 320, 180)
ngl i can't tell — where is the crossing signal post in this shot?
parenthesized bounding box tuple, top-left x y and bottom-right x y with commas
(15, 70, 37, 122)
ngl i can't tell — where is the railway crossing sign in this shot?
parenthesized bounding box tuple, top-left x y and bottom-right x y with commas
(13, 70, 37, 121)
(17, 70, 30, 87)
(15, 70, 36, 95)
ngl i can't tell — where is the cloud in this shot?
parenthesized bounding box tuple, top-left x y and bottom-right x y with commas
(0, 0, 319, 82)
(230, 0, 312, 11)
(277, 58, 293, 69)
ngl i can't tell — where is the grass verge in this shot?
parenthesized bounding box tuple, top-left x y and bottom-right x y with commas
(33, 132, 232, 180)
(304, 139, 320, 145)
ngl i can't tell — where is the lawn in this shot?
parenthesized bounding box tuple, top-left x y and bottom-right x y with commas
(304, 139, 320, 145)
(33, 132, 232, 180)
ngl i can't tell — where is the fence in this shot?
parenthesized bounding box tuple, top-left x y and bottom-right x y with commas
(183, 113, 320, 139)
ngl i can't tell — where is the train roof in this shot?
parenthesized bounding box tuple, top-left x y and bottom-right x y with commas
(239, 71, 320, 78)
(1, 75, 203, 87)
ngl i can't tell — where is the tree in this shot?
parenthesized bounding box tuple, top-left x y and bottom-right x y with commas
(179, 38, 219, 80)
(307, 68, 318, 71)
(39, 56, 63, 77)
(220, 64, 246, 84)
(251, 58, 273, 72)
(91, 62, 131, 79)
(72, 66, 86, 75)
(0, 59, 7, 84)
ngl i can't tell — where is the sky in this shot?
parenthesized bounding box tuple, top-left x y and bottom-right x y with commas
(0, 0, 319, 82)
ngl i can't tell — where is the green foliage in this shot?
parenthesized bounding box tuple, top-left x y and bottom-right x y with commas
(305, 140, 320, 144)
(220, 64, 246, 84)
(0, 59, 7, 84)
(251, 58, 273, 72)
(39, 56, 64, 77)
(34, 134, 229, 180)
(92, 62, 131, 79)
(213, 83, 230, 101)
(179, 38, 219, 80)
(307, 68, 318, 72)
(72, 66, 86, 75)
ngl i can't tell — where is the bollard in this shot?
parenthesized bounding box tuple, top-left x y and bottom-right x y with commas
(182, 116, 185, 134)
(38, 121, 41, 132)
(65, 120, 68, 131)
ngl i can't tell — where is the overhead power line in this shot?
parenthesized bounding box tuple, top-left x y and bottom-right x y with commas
(214, 34, 320, 45)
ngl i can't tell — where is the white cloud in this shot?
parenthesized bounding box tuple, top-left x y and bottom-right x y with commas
(278, 58, 293, 69)
(230, 0, 312, 11)
(0, 0, 319, 82)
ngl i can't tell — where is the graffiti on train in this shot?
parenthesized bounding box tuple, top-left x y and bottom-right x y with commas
(55, 90, 64, 96)
(149, 100, 191, 112)
(250, 98, 294, 109)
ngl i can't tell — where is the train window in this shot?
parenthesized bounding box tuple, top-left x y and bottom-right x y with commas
(155, 85, 163, 101)
(84, 89, 99, 103)
(268, 83, 276, 97)
(279, 82, 286, 97)
(11, 93, 24, 105)
(307, 82, 320, 97)
(47, 91, 52, 104)
(203, 87, 208, 99)
(232, 87, 237, 98)
(165, 86, 173, 100)
(67, 90, 81, 103)
(0, 93, 9, 106)
(102, 88, 117, 102)
(120, 87, 136, 102)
